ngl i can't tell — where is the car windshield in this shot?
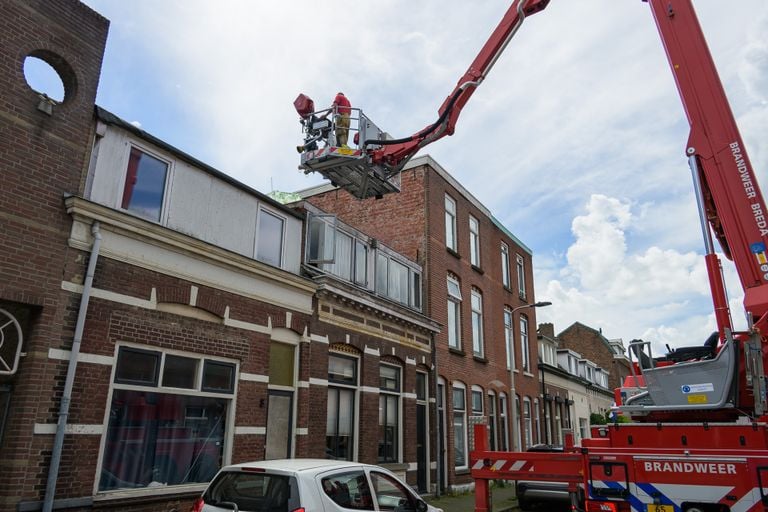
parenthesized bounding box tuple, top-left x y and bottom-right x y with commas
(204, 472, 299, 512)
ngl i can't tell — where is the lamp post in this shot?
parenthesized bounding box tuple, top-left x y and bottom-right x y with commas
(509, 301, 551, 451)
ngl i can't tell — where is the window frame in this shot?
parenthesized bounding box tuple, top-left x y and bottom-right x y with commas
(97, 344, 238, 493)
(499, 392, 509, 451)
(469, 215, 480, 267)
(516, 254, 526, 300)
(523, 397, 533, 448)
(501, 243, 510, 288)
(470, 288, 484, 358)
(504, 307, 515, 370)
(447, 275, 462, 350)
(445, 194, 457, 251)
(378, 364, 401, 464)
(487, 391, 498, 451)
(520, 315, 530, 372)
(255, 206, 286, 268)
(375, 249, 421, 310)
(119, 144, 173, 224)
(471, 386, 484, 415)
(452, 383, 468, 470)
(327, 353, 359, 461)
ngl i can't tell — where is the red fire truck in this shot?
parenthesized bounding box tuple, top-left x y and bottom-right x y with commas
(296, 0, 767, 510)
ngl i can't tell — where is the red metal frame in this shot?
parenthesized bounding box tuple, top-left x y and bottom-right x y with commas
(647, 0, 768, 334)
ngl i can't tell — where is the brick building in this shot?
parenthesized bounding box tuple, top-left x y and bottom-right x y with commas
(0, 1, 440, 510)
(537, 323, 614, 446)
(554, 322, 632, 395)
(301, 154, 544, 490)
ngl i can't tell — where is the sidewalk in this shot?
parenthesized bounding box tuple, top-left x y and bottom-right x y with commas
(425, 483, 518, 512)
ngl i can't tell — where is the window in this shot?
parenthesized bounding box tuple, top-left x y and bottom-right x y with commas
(121, 147, 169, 222)
(447, 275, 462, 350)
(388, 259, 409, 304)
(355, 240, 368, 286)
(206, 472, 300, 512)
(452, 384, 467, 469)
(499, 393, 509, 451)
(100, 346, 235, 491)
(471, 386, 483, 415)
(580, 418, 589, 441)
(370, 471, 419, 511)
(520, 315, 530, 372)
(534, 399, 541, 444)
(376, 252, 421, 309)
(416, 372, 427, 402)
(469, 215, 480, 266)
(445, 194, 457, 251)
(256, 209, 284, 267)
(504, 308, 515, 370)
(514, 395, 522, 450)
(327, 355, 358, 461)
(516, 254, 526, 299)
(501, 243, 510, 288)
(487, 392, 497, 451)
(378, 365, 400, 463)
(321, 470, 373, 510)
(326, 231, 353, 281)
(471, 288, 484, 357)
(114, 346, 160, 386)
(523, 398, 533, 448)
(162, 355, 198, 389)
(307, 214, 336, 264)
(541, 342, 556, 366)
(308, 214, 370, 286)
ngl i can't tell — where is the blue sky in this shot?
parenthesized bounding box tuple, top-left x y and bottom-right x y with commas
(73, 0, 768, 355)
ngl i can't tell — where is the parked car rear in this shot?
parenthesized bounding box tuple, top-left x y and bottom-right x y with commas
(190, 458, 442, 512)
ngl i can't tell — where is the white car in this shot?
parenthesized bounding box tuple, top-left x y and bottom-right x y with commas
(190, 458, 443, 512)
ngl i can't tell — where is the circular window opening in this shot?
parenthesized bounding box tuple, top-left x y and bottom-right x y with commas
(23, 56, 66, 102)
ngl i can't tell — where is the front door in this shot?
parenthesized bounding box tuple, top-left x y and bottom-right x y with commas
(265, 390, 293, 460)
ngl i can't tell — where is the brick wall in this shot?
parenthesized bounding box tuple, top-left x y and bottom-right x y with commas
(557, 322, 631, 391)
(306, 160, 544, 487)
(0, 0, 109, 508)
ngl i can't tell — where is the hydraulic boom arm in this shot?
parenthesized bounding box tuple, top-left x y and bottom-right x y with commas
(365, 0, 550, 172)
(648, 0, 768, 336)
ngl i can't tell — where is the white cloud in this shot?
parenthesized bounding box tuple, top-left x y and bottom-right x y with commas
(536, 193, 747, 353)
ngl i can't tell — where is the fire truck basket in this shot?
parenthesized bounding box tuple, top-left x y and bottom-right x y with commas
(297, 107, 401, 200)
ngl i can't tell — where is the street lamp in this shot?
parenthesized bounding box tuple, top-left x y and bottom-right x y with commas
(509, 301, 551, 451)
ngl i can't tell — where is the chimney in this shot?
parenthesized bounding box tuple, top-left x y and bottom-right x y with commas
(538, 322, 555, 339)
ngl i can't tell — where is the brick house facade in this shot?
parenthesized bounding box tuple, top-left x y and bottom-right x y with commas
(555, 322, 632, 394)
(301, 155, 544, 489)
(0, 2, 441, 510)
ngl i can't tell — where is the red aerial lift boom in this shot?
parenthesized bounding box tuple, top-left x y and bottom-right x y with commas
(294, 0, 550, 199)
(470, 1, 768, 511)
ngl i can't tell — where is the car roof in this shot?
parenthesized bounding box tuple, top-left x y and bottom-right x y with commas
(223, 458, 371, 475)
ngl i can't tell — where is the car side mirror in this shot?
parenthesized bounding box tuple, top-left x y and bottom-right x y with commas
(416, 499, 428, 512)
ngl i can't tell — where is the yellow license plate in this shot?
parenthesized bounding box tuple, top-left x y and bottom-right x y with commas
(646, 505, 674, 512)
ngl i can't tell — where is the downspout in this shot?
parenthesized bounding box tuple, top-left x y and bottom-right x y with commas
(43, 221, 102, 512)
(431, 331, 441, 497)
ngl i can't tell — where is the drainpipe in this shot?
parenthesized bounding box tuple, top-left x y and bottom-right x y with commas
(431, 331, 441, 497)
(43, 221, 102, 512)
